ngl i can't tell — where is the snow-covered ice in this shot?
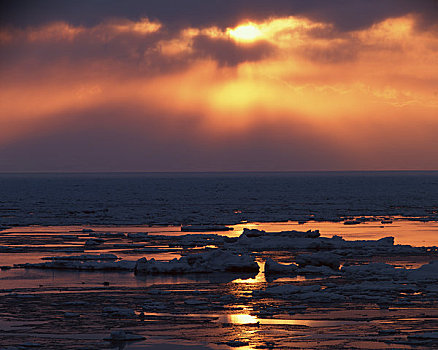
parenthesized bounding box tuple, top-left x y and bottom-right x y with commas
(135, 249, 259, 274)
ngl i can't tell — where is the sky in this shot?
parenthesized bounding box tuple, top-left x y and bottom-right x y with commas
(1, 0, 438, 172)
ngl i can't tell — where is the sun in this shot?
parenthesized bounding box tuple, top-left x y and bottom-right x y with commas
(228, 23, 262, 42)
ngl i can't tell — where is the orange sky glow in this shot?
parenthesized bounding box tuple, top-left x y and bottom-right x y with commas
(1, 11, 438, 171)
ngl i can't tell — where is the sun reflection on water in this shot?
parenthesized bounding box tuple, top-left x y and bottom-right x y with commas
(232, 261, 266, 284)
(227, 313, 259, 325)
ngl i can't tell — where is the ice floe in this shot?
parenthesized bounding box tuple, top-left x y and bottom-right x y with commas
(104, 330, 145, 341)
(126, 232, 149, 239)
(181, 225, 233, 232)
(18, 257, 136, 270)
(408, 260, 438, 281)
(41, 254, 118, 261)
(295, 252, 341, 270)
(103, 307, 136, 318)
(341, 263, 406, 280)
(59, 235, 79, 240)
(89, 232, 126, 238)
(135, 249, 258, 274)
(264, 258, 298, 275)
(176, 234, 225, 247)
(84, 238, 103, 246)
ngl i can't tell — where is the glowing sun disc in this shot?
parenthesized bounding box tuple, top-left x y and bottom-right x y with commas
(228, 23, 262, 42)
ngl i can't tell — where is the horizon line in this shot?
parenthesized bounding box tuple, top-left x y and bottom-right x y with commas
(1, 170, 438, 175)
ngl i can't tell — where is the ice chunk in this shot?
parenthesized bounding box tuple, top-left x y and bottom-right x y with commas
(90, 232, 126, 238)
(113, 243, 145, 248)
(276, 229, 320, 239)
(242, 228, 319, 239)
(241, 228, 266, 237)
(184, 298, 207, 306)
(224, 340, 249, 347)
(257, 284, 345, 302)
(375, 236, 395, 246)
(41, 254, 118, 261)
(181, 225, 233, 232)
(295, 252, 341, 270)
(103, 307, 136, 318)
(135, 249, 258, 274)
(343, 219, 362, 225)
(104, 330, 145, 341)
(407, 331, 438, 345)
(84, 238, 103, 246)
(408, 260, 438, 281)
(18, 259, 136, 271)
(177, 234, 225, 247)
(261, 284, 321, 295)
(408, 332, 438, 340)
(298, 265, 339, 275)
(17, 342, 43, 348)
(341, 263, 406, 279)
(127, 232, 149, 239)
(232, 229, 323, 251)
(264, 258, 298, 275)
(59, 235, 79, 240)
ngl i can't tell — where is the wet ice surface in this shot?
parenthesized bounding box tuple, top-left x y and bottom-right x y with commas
(1, 221, 438, 349)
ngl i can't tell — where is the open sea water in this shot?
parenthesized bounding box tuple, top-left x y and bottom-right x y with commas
(1, 171, 438, 227)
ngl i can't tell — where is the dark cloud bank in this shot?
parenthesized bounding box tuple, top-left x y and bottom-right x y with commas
(1, 0, 438, 31)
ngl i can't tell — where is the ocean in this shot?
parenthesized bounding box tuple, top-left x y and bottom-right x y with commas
(1, 171, 438, 227)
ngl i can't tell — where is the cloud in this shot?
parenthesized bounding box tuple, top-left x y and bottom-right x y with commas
(1, 7, 438, 171)
(299, 39, 359, 64)
(192, 35, 275, 66)
(1, 0, 437, 33)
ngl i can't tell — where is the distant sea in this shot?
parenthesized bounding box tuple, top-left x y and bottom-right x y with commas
(1, 171, 438, 227)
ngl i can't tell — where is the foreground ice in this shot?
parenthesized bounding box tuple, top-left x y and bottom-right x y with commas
(18, 256, 136, 270)
(295, 252, 341, 270)
(408, 260, 438, 281)
(135, 249, 258, 274)
(264, 258, 298, 275)
(227, 228, 425, 257)
(2, 224, 438, 350)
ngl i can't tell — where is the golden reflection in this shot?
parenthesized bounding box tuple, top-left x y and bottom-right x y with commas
(233, 261, 266, 284)
(226, 312, 330, 327)
(221, 311, 324, 349)
(223, 313, 260, 350)
(227, 313, 259, 325)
